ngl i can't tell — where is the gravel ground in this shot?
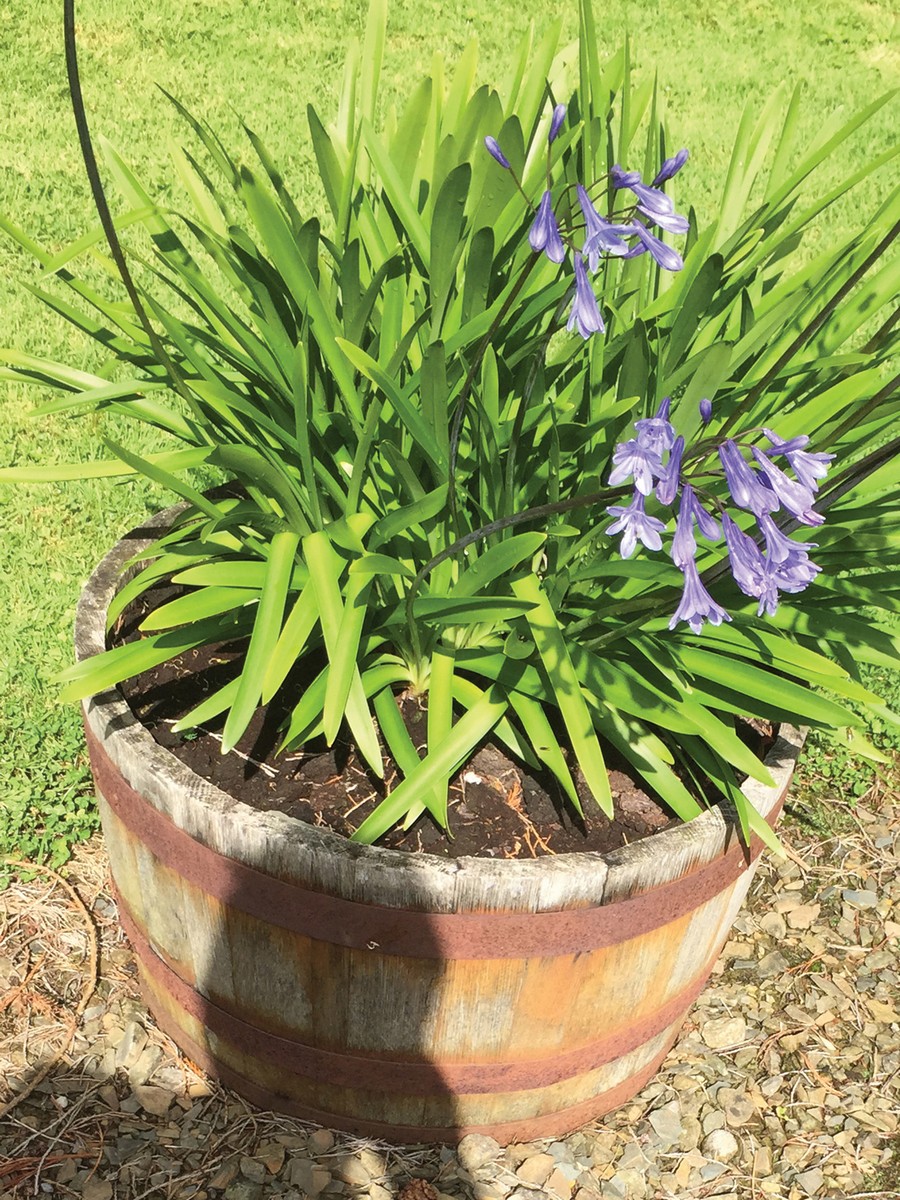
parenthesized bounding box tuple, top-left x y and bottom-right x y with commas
(2, 787, 899, 1200)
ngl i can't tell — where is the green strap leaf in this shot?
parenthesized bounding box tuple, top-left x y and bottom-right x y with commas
(304, 531, 383, 776)
(512, 574, 613, 816)
(221, 530, 301, 752)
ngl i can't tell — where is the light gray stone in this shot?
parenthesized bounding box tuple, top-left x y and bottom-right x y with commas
(515, 1153, 556, 1186)
(130, 1085, 174, 1116)
(649, 1104, 683, 1144)
(81, 1182, 113, 1200)
(288, 1159, 330, 1196)
(239, 1157, 266, 1183)
(758, 950, 790, 976)
(333, 1155, 372, 1187)
(223, 1183, 263, 1200)
(457, 1133, 502, 1172)
(843, 889, 879, 909)
(473, 1183, 507, 1200)
(701, 1016, 747, 1049)
(702, 1129, 740, 1162)
(309, 1129, 335, 1154)
(795, 1167, 825, 1195)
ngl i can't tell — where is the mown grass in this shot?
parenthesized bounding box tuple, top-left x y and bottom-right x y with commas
(0, 0, 897, 864)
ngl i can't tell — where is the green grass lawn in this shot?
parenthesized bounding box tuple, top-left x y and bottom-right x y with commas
(0, 0, 897, 865)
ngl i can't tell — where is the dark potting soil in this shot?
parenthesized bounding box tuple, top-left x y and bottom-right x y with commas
(113, 584, 775, 859)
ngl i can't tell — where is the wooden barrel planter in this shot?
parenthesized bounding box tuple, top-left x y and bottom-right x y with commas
(77, 510, 804, 1144)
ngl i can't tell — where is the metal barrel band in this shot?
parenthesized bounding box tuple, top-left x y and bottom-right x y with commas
(116, 883, 718, 1095)
(133, 957, 685, 1144)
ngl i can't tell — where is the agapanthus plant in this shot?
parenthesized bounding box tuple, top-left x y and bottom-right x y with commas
(1, 0, 899, 850)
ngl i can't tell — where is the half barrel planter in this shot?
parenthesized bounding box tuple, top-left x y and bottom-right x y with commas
(77, 509, 805, 1144)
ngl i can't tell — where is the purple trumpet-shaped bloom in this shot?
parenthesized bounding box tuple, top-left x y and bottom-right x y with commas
(762, 428, 834, 493)
(722, 513, 820, 618)
(529, 190, 566, 264)
(652, 148, 689, 186)
(484, 136, 510, 169)
(769, 549, 821, 594)
(718, 440, 778, 517)
(624, 220, 684, 272)
(548, 103, 567, 143)
(605, 491, 666, 558)
(610, 164, 674, 216)
(634, 396, 675, 456)
(639, 205, 690, 235)
(655, 434, 684, 506)
(722, 513, 768, 599)
(699, 397, 713, 425)
(669, 558, 731, 634)
(671, 485, 721, 568)
(751, 447, 824, 525)
(576, 185, 631, 268)
(609, 437, 663, 496)
(755, 512, 817, 565)
(567, 251, 605, 339)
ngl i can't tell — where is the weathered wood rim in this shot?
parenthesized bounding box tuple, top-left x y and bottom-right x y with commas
(76, 505, 804, 917)
(86, 719, 783, 956)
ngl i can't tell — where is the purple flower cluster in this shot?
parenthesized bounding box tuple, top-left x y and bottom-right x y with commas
(484, 107, 689, 339)
(605, 400, 834, 633)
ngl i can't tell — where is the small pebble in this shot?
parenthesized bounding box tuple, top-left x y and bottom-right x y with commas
(701, 1016, 747, 1048)
(843, 889, 879, 909)
(457, 1133, 502, 1172)
(515, 1153, 556, 1186)
(702, 1129, 740, 1162)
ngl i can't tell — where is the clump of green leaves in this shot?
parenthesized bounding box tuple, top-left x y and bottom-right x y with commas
(1, 0, 898, 846)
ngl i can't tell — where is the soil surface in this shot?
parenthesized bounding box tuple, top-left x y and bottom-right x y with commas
(113, 583, 773, 859)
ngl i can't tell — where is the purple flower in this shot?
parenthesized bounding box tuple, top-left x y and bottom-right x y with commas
(762, 428, 834, 493)
(567, 251, 605, 339)
(484, 136, 510, 169)
(751, 447, 824, 525)
(672, 488, 698, 568)
(610, 165, 641, 189)
(755, 513, 817, 565)
(624, 220, 684, 272)
(769, 549, 821, 593)
(669, 559, 731, 634)
(652, 148, 689, 186)
(639, 205, 690, 235)
(605, 491, 666, 558)
(671, 485, 721, 567)
(609, 438, 664, 496)
(529, 190, 566, 264)
(722, 513, 820, 617)
(718, 440, 778, 517)
(655, 434, 684, 506)
(634, 396, 675, 456)
(722, 512, 768, 598)
(548, 103, 567, 143)
(699, 397, 713, 425)
(576, 185, 631, 268)
(610, 164, 674, 216)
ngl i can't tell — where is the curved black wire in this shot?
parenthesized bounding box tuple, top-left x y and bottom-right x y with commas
(63, 0, 191, 404)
